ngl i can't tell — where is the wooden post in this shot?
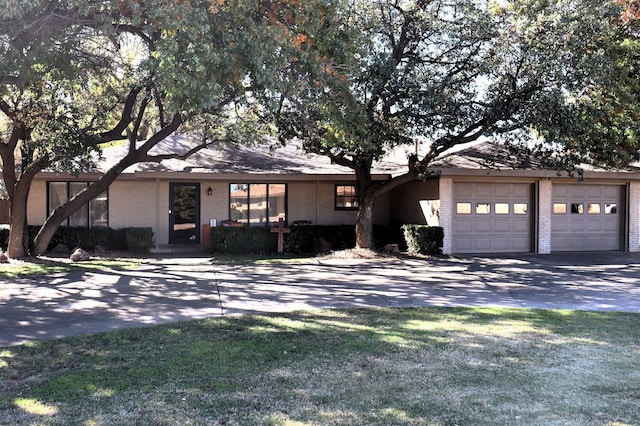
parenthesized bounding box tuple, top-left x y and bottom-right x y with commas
(270, 217, 291, 254)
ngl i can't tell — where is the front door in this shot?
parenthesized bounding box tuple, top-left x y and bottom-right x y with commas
(169, 183, 200, 244)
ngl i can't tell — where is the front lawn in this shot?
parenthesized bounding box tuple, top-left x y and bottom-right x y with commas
(1, 307, 639, 425)
(0, 257, 142, 278)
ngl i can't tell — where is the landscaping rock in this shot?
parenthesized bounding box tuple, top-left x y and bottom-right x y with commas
(70, 248, 90, 262)
(0, 252, 8, 263)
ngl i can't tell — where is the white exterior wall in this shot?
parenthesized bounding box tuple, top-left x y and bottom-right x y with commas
(288, 182, 318, 224)
(316, 182, 357, 225)
(537, 179, 552, 254)
(439, 177, 453, 255)
(628, 182, 640, 252)
(109, 180, 166, 247)
(27, 180, 47, 225)
(201, 182, 230, 229)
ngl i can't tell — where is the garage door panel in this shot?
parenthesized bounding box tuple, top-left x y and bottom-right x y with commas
(475, 185, 493, 197)
(493, 185, 511, 197)
(452, 183, 532, 254)
(474, 237, 493, 250)
(494, 220, 512, 233)
(511, 220, 530, 232)
(602, 186, 620, 198)
(568, 220, 588, 232)
(603, 221, 619, 232)
(552, 220, 568, 232)
(586, 219, 603, 232)
(475, 219, 493, 233)
(455, 184, 473, 198)
(454, 219, 473, 233)
(512, 185, 530, 198)
(493, 237, 513, 250)
(552, 184, 622, 252)
(601, 236, 621, 250)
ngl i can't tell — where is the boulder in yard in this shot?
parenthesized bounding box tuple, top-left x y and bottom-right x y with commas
(70, 248, 90, 262)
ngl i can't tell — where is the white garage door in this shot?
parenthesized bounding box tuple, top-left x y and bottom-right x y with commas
(452, 183, 533, 254)
(551, 184, 623, 251)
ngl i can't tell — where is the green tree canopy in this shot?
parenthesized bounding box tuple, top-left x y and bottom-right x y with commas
(0, 0, 315, 257)
(273, 0, 633, 248)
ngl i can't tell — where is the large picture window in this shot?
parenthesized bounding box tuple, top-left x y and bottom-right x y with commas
(229, 183, 287, 226)
(335, 185, 359, 210)
(47, 182, 108, 227)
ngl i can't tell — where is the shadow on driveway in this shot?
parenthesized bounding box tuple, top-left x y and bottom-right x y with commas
(1, 252, 639, 346)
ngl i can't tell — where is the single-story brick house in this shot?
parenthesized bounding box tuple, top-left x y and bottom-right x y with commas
(19, 136, 640, 255)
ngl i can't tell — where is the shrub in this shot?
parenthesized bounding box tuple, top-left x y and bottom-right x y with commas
(0, 226, 150, 254)
(210, 227, 278, 254)
(286, 225, 356, 254)
(124, 227, 154, 254)
(401, 225, 444, 255)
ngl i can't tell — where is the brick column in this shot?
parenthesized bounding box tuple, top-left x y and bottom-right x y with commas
(628, 182, 640, 252)
(537, 179, 552, 254)
(440, 177, 454, 255)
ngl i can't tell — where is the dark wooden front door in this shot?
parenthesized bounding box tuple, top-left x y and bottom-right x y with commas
(169, 183, 200, 244)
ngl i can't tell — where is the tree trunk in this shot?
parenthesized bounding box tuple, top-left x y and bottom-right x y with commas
(354, 163, 376, 249)
(32, 167, 121, 255)
(6, 182, 31, 258)
(355, 193, 375, 249)
(31, 114, 183, 255)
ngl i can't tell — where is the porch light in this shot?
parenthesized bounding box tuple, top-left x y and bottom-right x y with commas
(207, 187, 213, 196)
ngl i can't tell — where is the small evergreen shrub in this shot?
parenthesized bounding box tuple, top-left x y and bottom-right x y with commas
(0, 226, 150, 253)
(210, 227, 278, 254)
(124, 227, 154, 254)
(401, 225, 444, 255)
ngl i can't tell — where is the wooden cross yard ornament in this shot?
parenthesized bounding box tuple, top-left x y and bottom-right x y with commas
(271, 217, 291, 254)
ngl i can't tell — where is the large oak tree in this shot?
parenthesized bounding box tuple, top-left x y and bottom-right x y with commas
(0, 0, 309, 257)
(274, 0, 632, 248)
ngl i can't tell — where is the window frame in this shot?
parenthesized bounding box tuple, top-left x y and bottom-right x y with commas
(335, 184, 359, 211)
(228, 183, 288, 226)
(47, 181, 109, 228)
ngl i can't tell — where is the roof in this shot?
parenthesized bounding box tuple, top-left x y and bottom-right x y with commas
(97, 135, 406, 177)
(429, 141, 640, 179)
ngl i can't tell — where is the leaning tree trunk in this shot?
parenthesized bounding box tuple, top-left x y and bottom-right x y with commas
(32, 164, 121, 255)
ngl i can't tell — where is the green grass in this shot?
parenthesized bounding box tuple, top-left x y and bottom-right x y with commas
(1, 308, 639, 425)
(0, 258, 142, 278)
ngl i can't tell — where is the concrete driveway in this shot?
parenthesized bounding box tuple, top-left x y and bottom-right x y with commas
(1, 252, 640, 346)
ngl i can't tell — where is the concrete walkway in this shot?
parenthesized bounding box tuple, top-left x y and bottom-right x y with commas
(1, 252, 640, 346)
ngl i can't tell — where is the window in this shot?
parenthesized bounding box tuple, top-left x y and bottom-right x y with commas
(335, 185, 358, 210)
(229, 183, 287, 225)
(588, 203, 601, 214)
(553, 203, 567, 214)
(571, 203, 584, 214)
(495, 203, 509, 214)
(47, 182, 108, 227)
(605, 203, 617, 214)
(514, 203, 528, 215)
(476, 203, 491, 214)
(456, 203, 471, 214)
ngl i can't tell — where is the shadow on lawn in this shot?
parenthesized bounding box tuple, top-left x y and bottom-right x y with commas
(1, 252, 640, 347)
(1, 308, 639, 425)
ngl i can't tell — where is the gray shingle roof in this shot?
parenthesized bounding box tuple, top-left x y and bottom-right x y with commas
(99, 135, 406, 176)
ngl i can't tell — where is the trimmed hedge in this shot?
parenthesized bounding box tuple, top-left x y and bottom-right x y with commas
(401, 225, 444, 255)
(210, 227, 278, 255)
(0, 226, 153, 254)
(210, 224, 392, 255)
